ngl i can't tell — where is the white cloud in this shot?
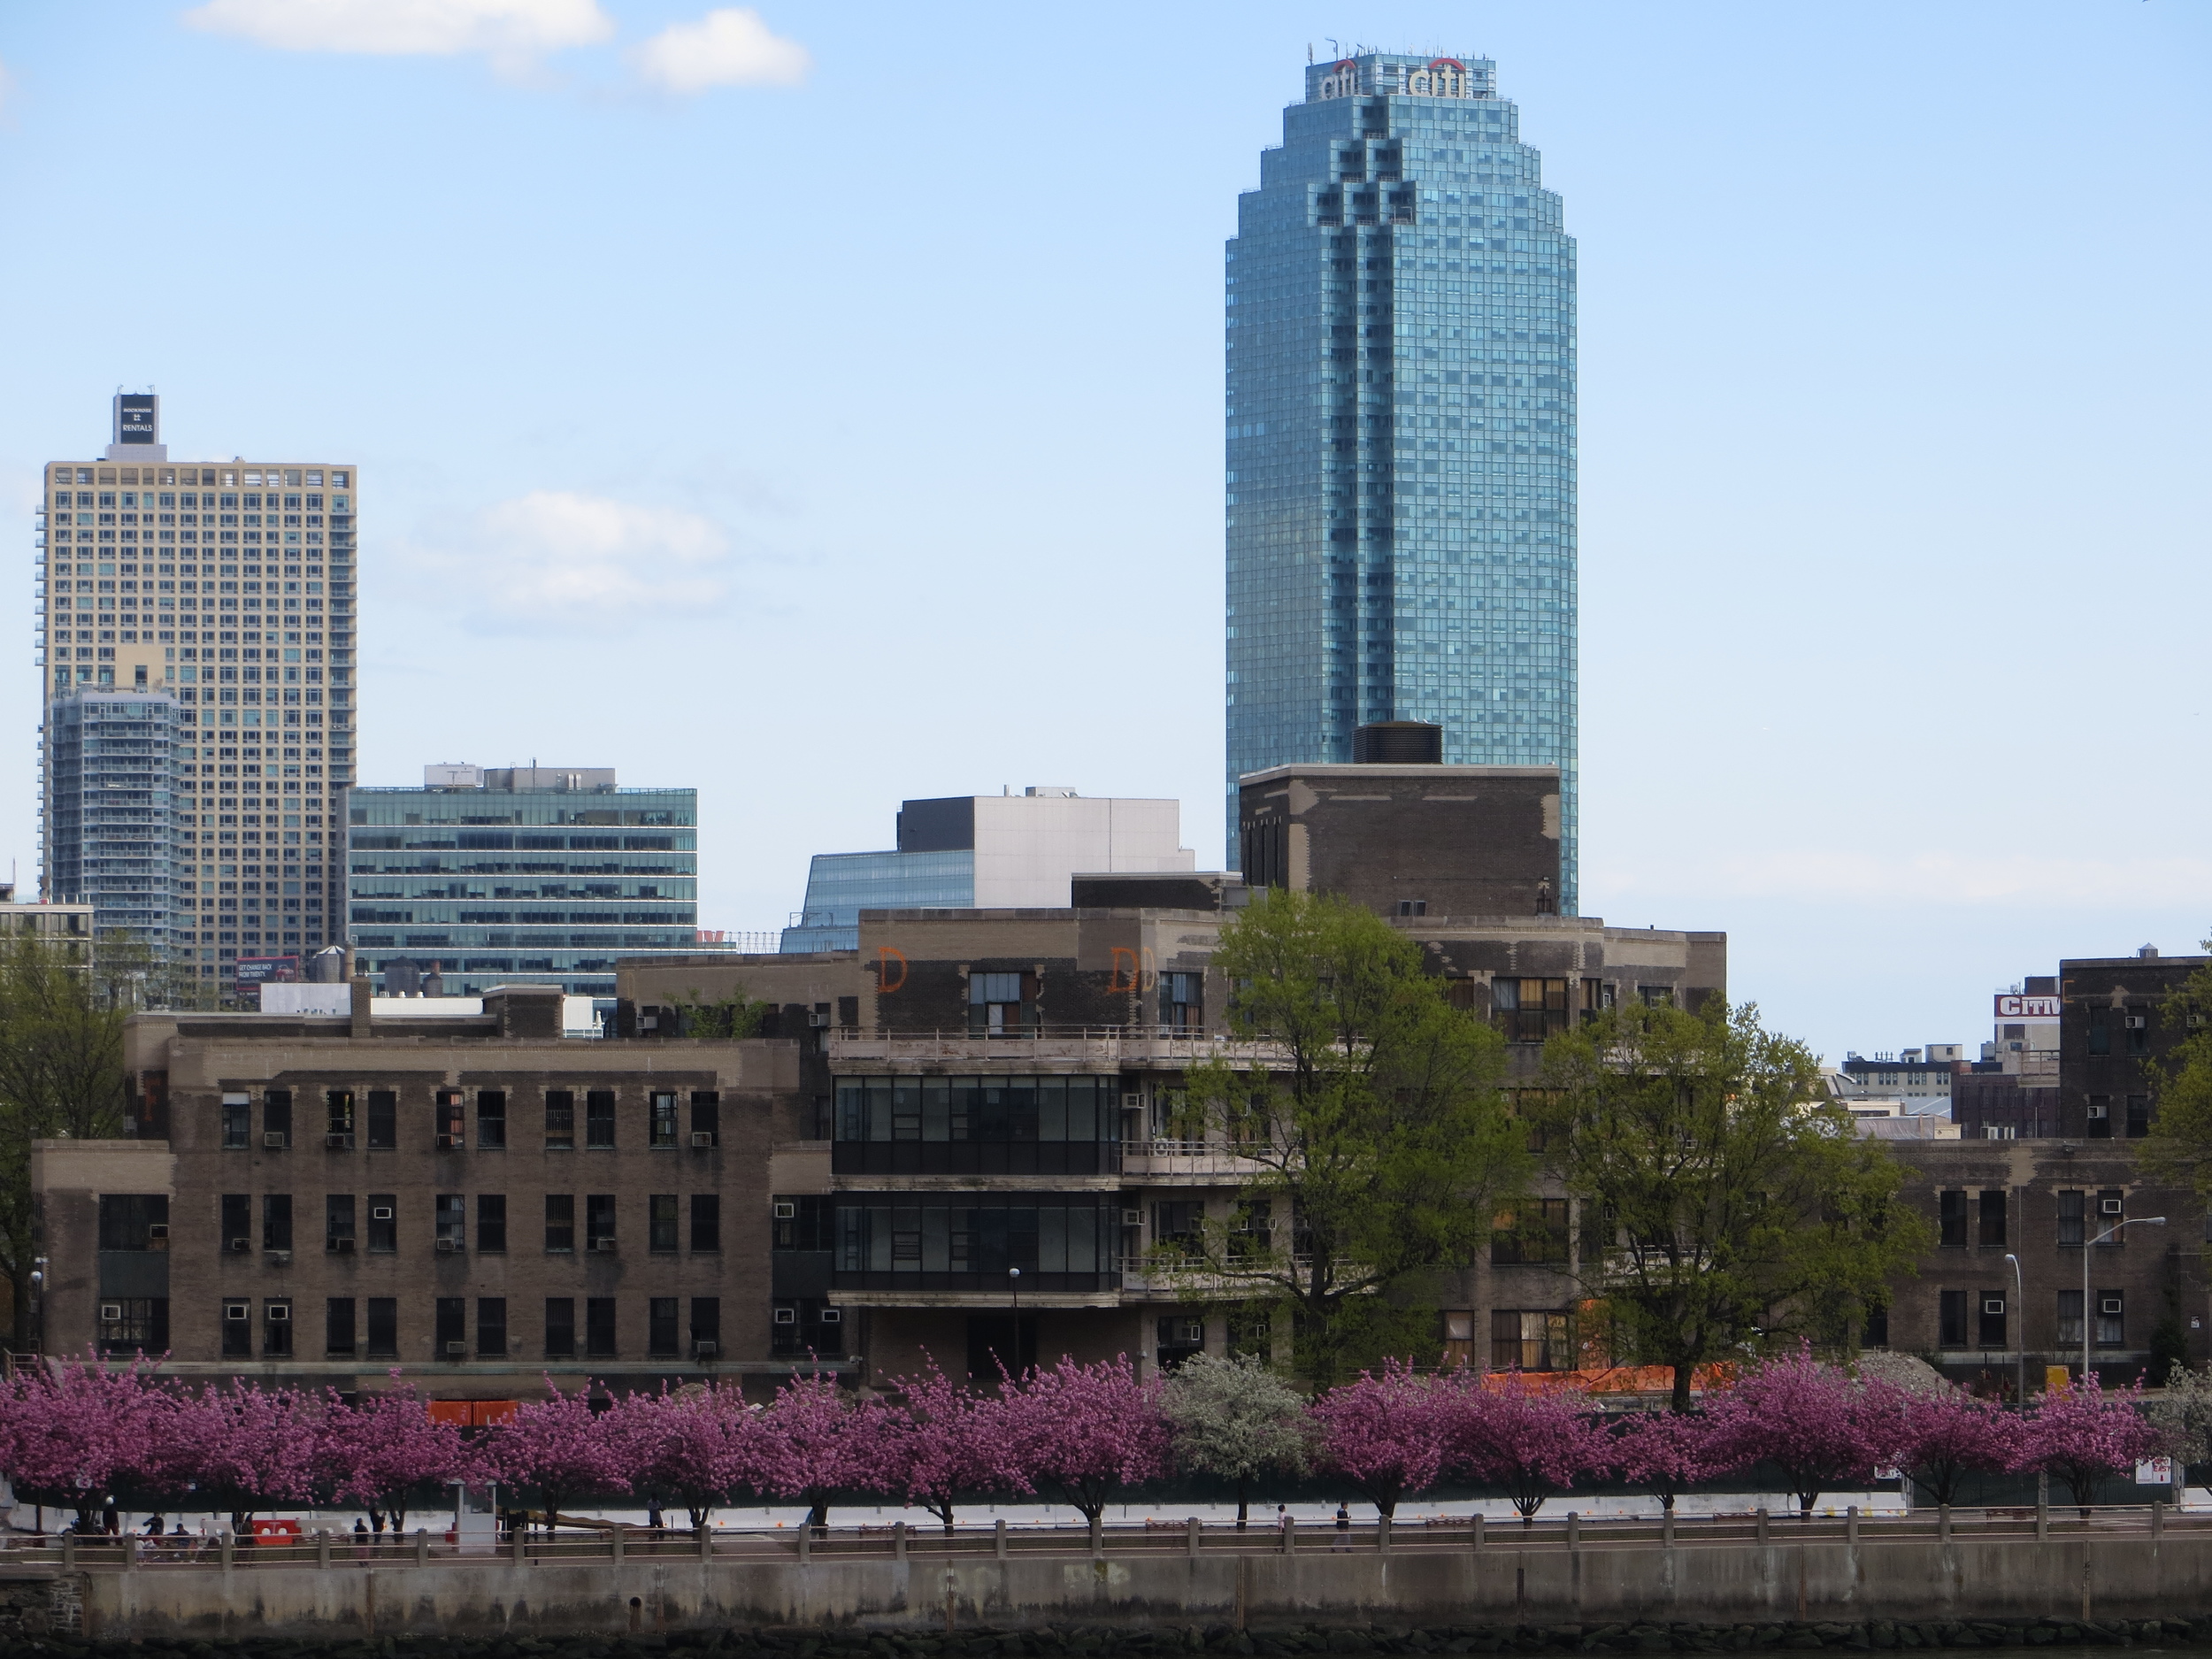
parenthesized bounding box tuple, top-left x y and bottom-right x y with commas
(436, 491, 734, 629)
(632, 7, 809, 94)
(180, 0, 612, 61)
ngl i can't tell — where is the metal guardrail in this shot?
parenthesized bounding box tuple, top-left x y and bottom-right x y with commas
(4, 1503, 2195, 1572)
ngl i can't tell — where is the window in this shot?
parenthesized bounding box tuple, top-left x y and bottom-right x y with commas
(222, 1093, 250, 1148)
(1939, 1190, 1967, 1248)
(366, 1297, 398, 1359)
(1939, 1289, 1967, 1348)
(477, 1194, 506, 1253)
(587, 1194, 616, 1251)
(222, 1300, 252, 1357)
(2087, 1094, 2112, 1139)
(2097, 1290, 2125, 1348)
(478, 1297, 507, 1358)
(2056, 1288, 2085, 1348)
(545, 1297, 577, 1358)
(435, 1297, 466, 1356)
(2096, 1191, 2126, 1243)
(773, 1195, 832, 1250)
(366, 1089, 396, 1150)
(1491, 1198, 1570, 1264)
(1863, 1301, 1890, 1349)
(650, 1091, 680, 1148)
(1490, 1309, 1571, 1371)
(691, 1193, 721, 1253)
(545, 1194, 575, 1252)
(691, 1090, 720, 1146)
(222, 1193, 250, 1252)
(98, 1298, 166, 1356)
(649, 1194, 679, 1253)
(1161, 972, 1202, 1032)
(1978, 1294, 2007, 1349)
(264, 1088, 292, 1148)
(326, 1194, 356, 1252)
(97, 1194, 168, 1250)
(263, 1194, 293, 1252)
(771, 1299, 840, 1357)
(2057, 1189, 2085, 1247)
(1493, 978, 1569, 1043)
(367, 1194, 396, 1253)
(2127, 1095, 2151, 1139)
(545, 1088, 576, 1149)
(326, 1298, 357, 1357)
(649, 1296, 680, 1356)
(1978, 1189, 2007, 1248)
(690, 1297, 720, 1356)
(265, 1299, 293, 1356)
(1153, 1199, 1205, 1260)
(586, 1296, 618, 1358)
(969, 971, 1029, 1037)
(2126, 1007, 2150, 1056)
(587, 1090, 616, 1148)
(1395, 899, 1427, 918)
(435, 1088, 465, 1148)
(1636, 985, 1675, 1009)
(325, 1089, 354, 1148)
(434, 1194, 465, 1253)
(477, 1090, 507, 1150)
(2088, 1006, 2110, 1056)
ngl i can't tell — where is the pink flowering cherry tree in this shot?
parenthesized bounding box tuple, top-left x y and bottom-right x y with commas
(1875, 1383, 2024, 1509)
(317, 1378, 473, 1533)
(0, 1354, 175, 1529)
(1441, 1375, 1609, 1524)
(995, 1355, 1171, 1528)
(171, 1382, 323, 1531)
(1608, 1407, 1727, 1514)
(753, 1371, 893, 1532)
(2018, 1374, 2156, 1513)
(885, 1363, 1018, 1533)
(1310, 1361, 1446, 1520)
(606, 1384, 760, 1533)
(484, 1379, 632, 1531)
(1711, 1346, 1883, 1517)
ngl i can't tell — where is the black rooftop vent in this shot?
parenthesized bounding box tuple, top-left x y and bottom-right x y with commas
(1352, 721, 1443, 764)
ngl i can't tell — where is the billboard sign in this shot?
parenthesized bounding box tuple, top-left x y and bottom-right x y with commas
(115, 393, 157, 446)
(1995, 995, 2061, 1019)
(235, 955, 300, 988)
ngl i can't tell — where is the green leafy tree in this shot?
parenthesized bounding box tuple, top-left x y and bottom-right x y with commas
(1530, 999, 1930, 1411)
(1159, 1353, 1310, 1528)
(1172, 888, 1527, 1386)
(662, 984, 773, 1039)
(2137, 943, 2212, 1202)
(0, 934, 134, 1348)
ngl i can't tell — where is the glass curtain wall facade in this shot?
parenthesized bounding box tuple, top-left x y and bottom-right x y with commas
(42, 690, 187, 949)
(780, 849, 973, 953)
(347, 783, 697, 996)
(1225, 54, 1578, 909)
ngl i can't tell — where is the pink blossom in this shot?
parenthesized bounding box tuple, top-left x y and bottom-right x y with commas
(603, 1384, 760, 1532)
(1440, 1375, 1609, 1522)
(168, 1383, 322, 1522)
(0, 1353, 175, 1522)
(2017, 1374, 2156, 1511)
(1310, 1360, 1445, 1519)
(482, 1379, 631, 1529)
(884, 1363, 1021, 1532)
(994, 1355, 1171, 1526)
(1872, 1383, 2024, 1508)
(317, 1377, 473, 1532)
(1608, 1409, 1725, 1512)
(1709, 1346, 1881, 1517)
(751, 1371, 894, 1530)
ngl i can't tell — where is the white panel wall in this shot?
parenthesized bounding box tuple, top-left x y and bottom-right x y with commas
(970, 795, 1194, 909)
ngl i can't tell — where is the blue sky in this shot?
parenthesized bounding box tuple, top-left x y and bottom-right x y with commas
(1, 1, 2207, 1062)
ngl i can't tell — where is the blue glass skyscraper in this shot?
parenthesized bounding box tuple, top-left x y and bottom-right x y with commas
(1225, 53, 1578, 910)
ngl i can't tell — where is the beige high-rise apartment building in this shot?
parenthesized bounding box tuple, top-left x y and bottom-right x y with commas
(38, 394, 358, 987)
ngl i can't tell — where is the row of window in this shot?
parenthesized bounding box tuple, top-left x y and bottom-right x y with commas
(222, 1087, 721, 1151)
(113, 1295, 729, 1360)
(218, 1193, 722, 1255)
(1937, 1188, 2145, 1248)
(1936, 1289, 2128, 1350)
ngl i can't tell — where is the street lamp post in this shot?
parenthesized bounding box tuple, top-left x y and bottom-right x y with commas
(1009, 1266, 1022, 1373)
(2004, 1253, 2024, 1407)
(2083, 1217, 2165, 1380)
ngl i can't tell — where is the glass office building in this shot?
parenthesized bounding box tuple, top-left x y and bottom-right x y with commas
(347, 766, 696, 997)
(42, 689, 188, 949)
(1225, 53, 1578, 909)
(782, 849, 973, 953)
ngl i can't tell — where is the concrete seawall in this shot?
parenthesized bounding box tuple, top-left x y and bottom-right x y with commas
(37, 1532, 2212, 1639)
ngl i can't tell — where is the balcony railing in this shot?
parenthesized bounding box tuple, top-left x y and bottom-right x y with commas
(1122, 1138, 1269, 1178)
(828, 1027, 1286, 1064)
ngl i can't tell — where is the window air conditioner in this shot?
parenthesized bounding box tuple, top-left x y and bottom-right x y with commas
(1122, 1093, 1143, 1110)
(2101, 1297, 2125, 1316)
(2086, 1102, 2108, 1119)
(266, 1304, 290, 1322)
(772, 1307, 797, 1325)
(1983, 1299, 2005, 1316)
(807, 1011, 830, 1028)
(772, 1202, 796, 1219)
(371, 1206, 394, 1221)
(330, 1237, 355, 1253)
(99, 1303, 122, 1323)
(1123, 1209, 1142, 1226)
(326, 1133, 354, 1149)
(147, 1223, 168, 1241)
(818, 1308, 841, 1325)
(695, 1340, 718, 1359)
(444, 1340, 466, 1357)
(592, 1237, 617, 1252)
(263, 1131, 288, 1148)
(229, 1236, 250, 1253)
(691, 1132, 715, 1148)
(268, 1248, 292, 1265)
(2126, 1014, 2147, 1029)
(224, 1304, 249, 1321)
(435, 1238, 460, 1254)
(2101, 1198, 2125, 1215)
